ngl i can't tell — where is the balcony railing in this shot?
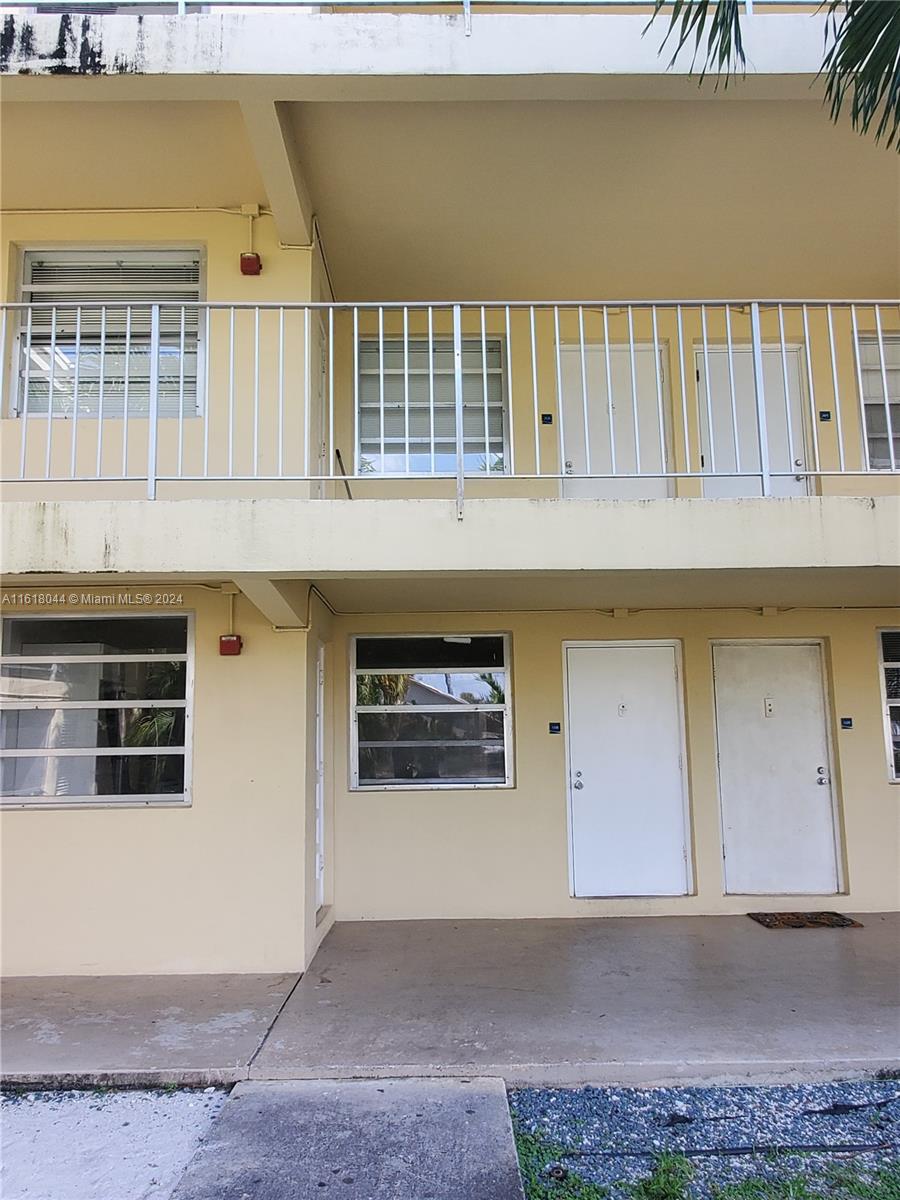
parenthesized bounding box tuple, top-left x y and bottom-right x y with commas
(1, 300, 897, 510)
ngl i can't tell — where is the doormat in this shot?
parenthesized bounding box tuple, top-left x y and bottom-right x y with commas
(747, 911, 863, 930)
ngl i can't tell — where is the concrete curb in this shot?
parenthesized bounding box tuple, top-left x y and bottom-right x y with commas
(4, 1058, 899, 1091)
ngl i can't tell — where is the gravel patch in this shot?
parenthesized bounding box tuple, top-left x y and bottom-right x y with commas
(509, 1079, 900, 1198)
(0, 1088, 228, 1200)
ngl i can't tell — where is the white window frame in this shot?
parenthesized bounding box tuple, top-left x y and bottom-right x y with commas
(354, 335, 511, 477)
(857, 335, 899, 472)
(0, 612, 194, 810)
(350, 633, 514, 790)
(11, 244, 208, 420)
(878, 628, 900, 784)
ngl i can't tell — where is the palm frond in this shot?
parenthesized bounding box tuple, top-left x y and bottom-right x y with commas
(647, 0, 746, 83)
(822, 0, 900, 149)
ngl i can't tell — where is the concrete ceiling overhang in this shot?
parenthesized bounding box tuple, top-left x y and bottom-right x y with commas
(8, 568, 899, 615)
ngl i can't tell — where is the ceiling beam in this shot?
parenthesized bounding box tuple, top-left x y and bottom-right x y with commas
(234, 576, 313, 627)
(239, 99, 314, 246)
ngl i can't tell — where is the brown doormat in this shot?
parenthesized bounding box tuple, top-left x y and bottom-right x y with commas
(748, 911, 863, 929)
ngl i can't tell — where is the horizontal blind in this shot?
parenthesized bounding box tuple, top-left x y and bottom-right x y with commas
(17, 249, 202, 418)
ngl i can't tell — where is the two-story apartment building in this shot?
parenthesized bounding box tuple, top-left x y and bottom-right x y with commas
(1, 1, 898, 980)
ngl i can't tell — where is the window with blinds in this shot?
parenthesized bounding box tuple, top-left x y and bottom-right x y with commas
(15, 248, 203, 419)
(357, 338, 507, 474)
(859, 337, 900, 470)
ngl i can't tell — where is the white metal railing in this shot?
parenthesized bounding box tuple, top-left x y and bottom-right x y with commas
(1, 300, 898, 511)
(0, 1, 789, 11)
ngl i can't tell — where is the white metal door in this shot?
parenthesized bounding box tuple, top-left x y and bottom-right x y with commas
(314, 643, 326, 911)
(561, 346, 672, 499)
(714, 643, 840, 895)
(696, 347, 808, 498)
(566, 643, 689, 897)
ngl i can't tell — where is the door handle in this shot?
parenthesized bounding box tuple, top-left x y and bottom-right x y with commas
(816, 777, 829, 785)
(573, 779, 584, 790)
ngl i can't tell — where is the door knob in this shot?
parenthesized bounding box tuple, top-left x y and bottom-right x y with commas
(573, 779, 584, 790)
(817, 777, 829, 785)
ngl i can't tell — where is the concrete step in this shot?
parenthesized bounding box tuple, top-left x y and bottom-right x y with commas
(170, 1077, 526, 1200)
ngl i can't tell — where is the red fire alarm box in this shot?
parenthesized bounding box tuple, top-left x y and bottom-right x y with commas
(240, 252, 262, 276)
(219, 634, 243, 656)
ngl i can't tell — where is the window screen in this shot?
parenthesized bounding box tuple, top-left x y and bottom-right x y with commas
(15, 249, 202, 419)
(357, 338, 506, 475)
(1, 615, 191, 805)
(881, 630, 900, 780)
(352, 635, 511, 787)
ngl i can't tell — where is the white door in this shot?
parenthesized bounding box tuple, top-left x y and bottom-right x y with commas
(314, 643, 326, 911)
(561, 346, 671, 499)
(714, 643, 840, 895)
(696, 347, 808, 498)
(566, 643, 689, 897)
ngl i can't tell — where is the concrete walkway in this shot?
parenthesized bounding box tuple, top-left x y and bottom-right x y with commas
(251, 915, 900, 1086)
(3, 915, 898, 1087)
(1, 972, 298, 1086)
(170, 1078, 525, 1200)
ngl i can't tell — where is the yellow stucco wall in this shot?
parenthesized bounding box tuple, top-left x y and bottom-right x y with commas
(0, 589, 322, 975)
(2, 596, 898, 977)
(330, 607, 900, 923)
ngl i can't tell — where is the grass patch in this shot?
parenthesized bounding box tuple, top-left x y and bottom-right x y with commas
(513, 1127, 611, 1199)
(710, 1161, 900, 1200)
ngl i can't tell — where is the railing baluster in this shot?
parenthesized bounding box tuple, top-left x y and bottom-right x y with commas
(530, 305, 540, 476)
(875, 303, 897, 472)
(95, 306, 106, 478)
(750, 302, 770, 495)
(405, 305, 411, 475)
(228, 307, 235, 478)
(724, 304, 740, 476)
(700, 303, 715, 476)
(504, 305, 514, 475)
(146, 303, 160, 499)
(18, 306, 33, 480)
(676, 304, 690, 476)
(278, 306, 285, 477)
(70, 307, 81, 479)
(778, 303, 798, 479)
(577, 305, 590, 479)
(352, 306, 359, 479)
(651, 304, 665, 477)
(379, 306, 385, 474)
(453, 303, 465, 518)
(603, 305, 616, 476)
(304, 307, 312, 478)
(328, 306, 335, 479)
(45, 306, 57, 480)
(850, 304, 870, 472)
(253, 306, 260, 478)
(202, 306, 211, 479)
(826, 303, 846, 473)
(428, 307, 436, 475)
(627, 304, 640, 475)
(178, 304, 186, 479)
(481, 304, 490, 473)
(801, 304, 821, 476)
(554, 305, 565, 484)
(121, 306, 131, 479)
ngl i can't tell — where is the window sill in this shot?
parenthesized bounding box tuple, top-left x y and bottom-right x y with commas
(0, 797, 191, 811)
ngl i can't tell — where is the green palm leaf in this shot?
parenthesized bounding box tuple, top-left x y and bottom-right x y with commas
(647, 0, 900, 149)
(822, 0, 900, 148)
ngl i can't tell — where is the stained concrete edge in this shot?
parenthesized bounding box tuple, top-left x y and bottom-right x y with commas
(0, 1068, 248, 1089)
(250, 1058, 900, 1088)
